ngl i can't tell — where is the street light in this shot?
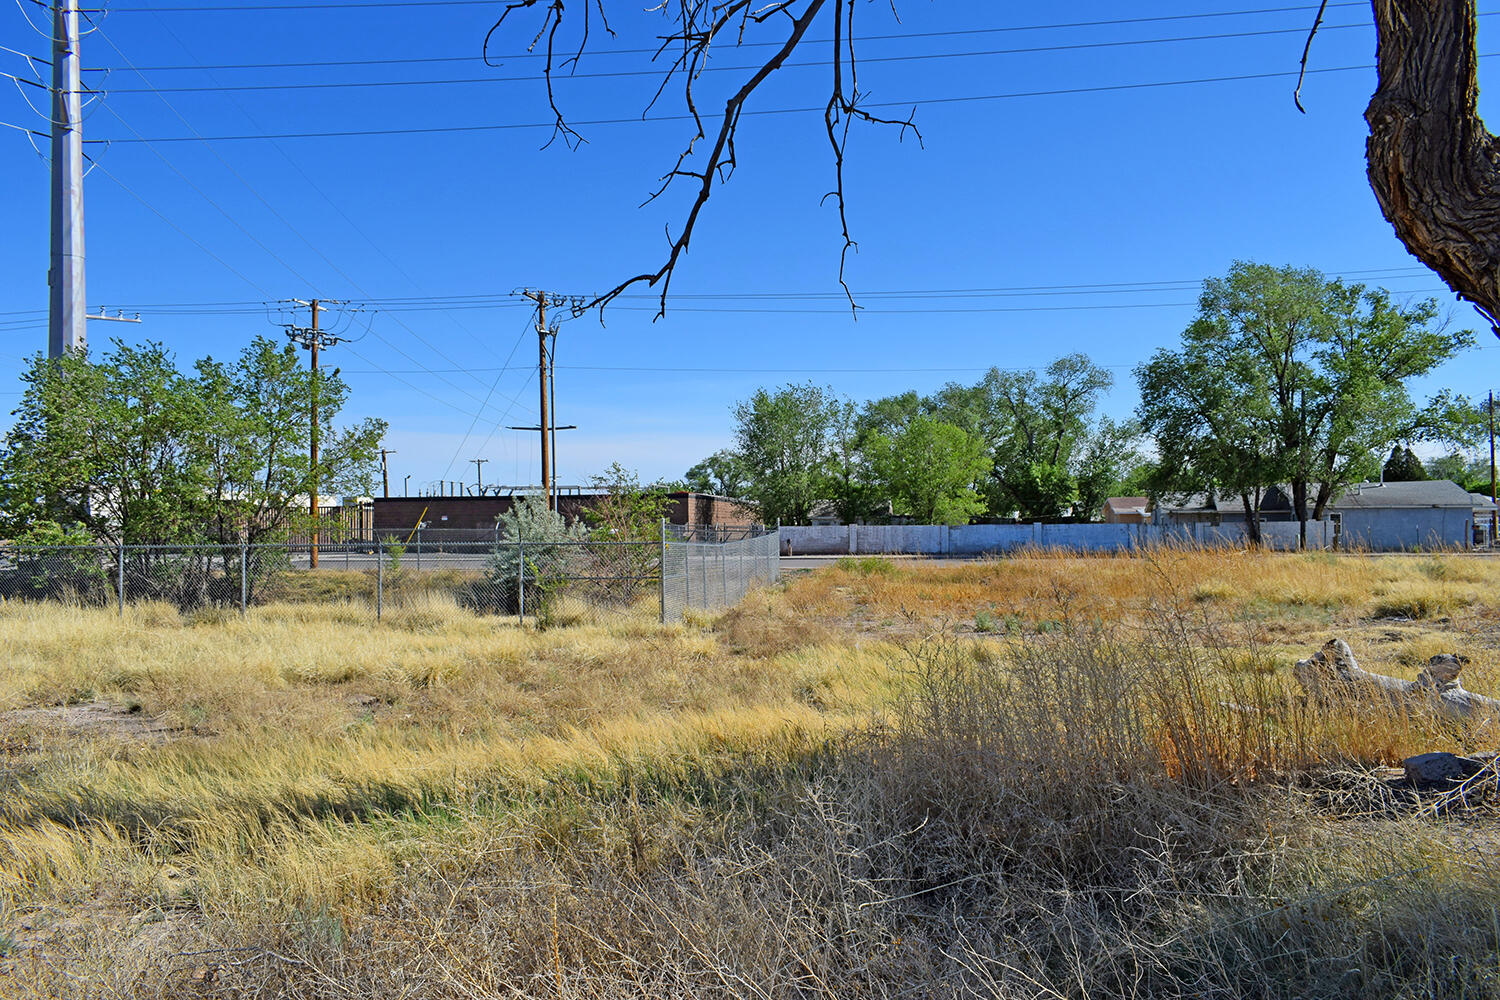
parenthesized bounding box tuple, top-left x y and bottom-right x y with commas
(403, 474, 411, 495)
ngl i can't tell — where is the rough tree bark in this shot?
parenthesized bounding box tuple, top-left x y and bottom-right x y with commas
(1367, 0, 1500, 332)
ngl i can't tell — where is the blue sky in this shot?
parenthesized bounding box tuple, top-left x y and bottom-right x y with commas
(2, 1, 1498, 494)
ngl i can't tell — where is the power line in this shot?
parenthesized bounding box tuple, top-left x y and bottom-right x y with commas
(95, 20, 1406, 93)
(91, 27, 534, 420)
(144, 11, 528, 376)
(439, 312, 535, 481)
(100, 0, 1367, 30)
(86, 57, 1498, 144)
(6, 266, 1439, 316)
(92, 3, 1375, 71)
(83, 139, 518, 427)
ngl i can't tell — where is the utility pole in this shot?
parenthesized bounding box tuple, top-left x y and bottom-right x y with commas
(283, 299, 347, 569)
(48, 0, 85, 358)
(522, 290, 555, 510)
(1490, 390, 1496, 547)
(380, 448, 397, 499)
(471, 457, 488, 492)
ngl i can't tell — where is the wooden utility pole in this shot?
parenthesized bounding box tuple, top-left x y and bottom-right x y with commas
(1490, 390, 1496, 546)
(284, 299, 348, 569)
(471, 457, 488, 493)
(309, 302, 321, 567)
(523, 290, 554, 510)
(380, 449, 396, 499)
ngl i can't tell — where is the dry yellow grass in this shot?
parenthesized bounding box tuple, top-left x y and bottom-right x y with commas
(3, 549, 1500, 998)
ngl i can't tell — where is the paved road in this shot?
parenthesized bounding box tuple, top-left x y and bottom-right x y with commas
(778, 554, 980, 572)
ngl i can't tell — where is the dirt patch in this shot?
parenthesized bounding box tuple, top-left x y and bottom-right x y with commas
(3, 700, 179, 742)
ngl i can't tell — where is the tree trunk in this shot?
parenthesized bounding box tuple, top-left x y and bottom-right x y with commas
(1240, 491, 1262, 546)
(1291, 480, 1310, 550)
(1294, 638, 1500, 718)
(1367, 0, 1500, 332)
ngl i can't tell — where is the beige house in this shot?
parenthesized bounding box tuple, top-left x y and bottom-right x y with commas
(1102, 497, 1150, 524)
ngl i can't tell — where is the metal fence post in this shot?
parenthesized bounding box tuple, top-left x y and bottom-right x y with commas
(659, 517, 667, 624)
(376, 538, 384, 621)
(517, 536, 525, 626)
(240, 539, 248, 617)
(117, 541, 125, 616)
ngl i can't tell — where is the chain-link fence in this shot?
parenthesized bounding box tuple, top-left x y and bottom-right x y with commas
(662, 525, 780, 623)
(0, 525, 780, 626)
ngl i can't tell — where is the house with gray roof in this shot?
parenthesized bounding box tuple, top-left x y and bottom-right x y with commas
(1154, 479, 1478, 551)
(1329, 479, 1475, 550)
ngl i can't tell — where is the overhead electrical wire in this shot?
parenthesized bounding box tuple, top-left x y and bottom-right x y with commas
(438, 311, 535, 481)
(98, 1, 1368, 30)
(95, 19, 1423, 93)
(85, 57, 1500, 144)
(90, 25, 537, 424)
(52, 266, 1441, 317)
(143, 11, 531, 377)
(80, 128, 519, 425)
(92, 3, 1378, 72)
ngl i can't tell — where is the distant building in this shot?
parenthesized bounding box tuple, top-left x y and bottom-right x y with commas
(1154, 480, 1478, 550)
(370, 491, 755, 541)
(1470, 492, 1497, 547)
(1101, 497, 1150, 524)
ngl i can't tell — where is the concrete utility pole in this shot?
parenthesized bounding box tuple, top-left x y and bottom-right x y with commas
(471, 457, 488, 492)
(283, 299, 347, 569)
(48, 0, 85, 358)
(380, 448, 397, 499)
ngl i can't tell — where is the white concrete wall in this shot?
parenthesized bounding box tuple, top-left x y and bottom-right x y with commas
(780, 519, 1345, 556)
(1339, 508, 1471, 551)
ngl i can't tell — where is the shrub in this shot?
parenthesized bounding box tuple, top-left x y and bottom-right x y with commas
(475, 495, 587, 618)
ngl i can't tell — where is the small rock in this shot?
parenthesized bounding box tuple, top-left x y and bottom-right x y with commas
(1403, 751, 1488, 787)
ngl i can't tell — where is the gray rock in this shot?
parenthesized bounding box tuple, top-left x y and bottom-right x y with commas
(1403, 751, 1488, 787)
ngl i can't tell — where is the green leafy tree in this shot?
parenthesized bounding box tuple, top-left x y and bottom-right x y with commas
(683, 449, 748, 498)
(864, 416, 991, 525)
(1137, 344, 1286, 544)
(1137, 262, 1475, 546)
(825, 397, 882, 524)
(1008, 462, 1076, 521)
(195, 336, 384, 548)
(1072, 418, 1144, 521)
(584, 462, 671, 542)
(0, 337, 384, 548)
(1, 342, 209, 546)
(984, 354, 1114, 518)
(731, 383, 836, 525)
(1382, 446, 1428, 482)
(1426, 450, 1493, 492)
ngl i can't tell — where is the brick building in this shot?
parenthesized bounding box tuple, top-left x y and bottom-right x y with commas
(372, 492, 755, 540)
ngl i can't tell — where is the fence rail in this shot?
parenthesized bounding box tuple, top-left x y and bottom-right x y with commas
(0, 524, 781, 626)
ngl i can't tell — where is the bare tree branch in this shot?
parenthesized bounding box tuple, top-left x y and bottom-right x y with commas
(488, 0, 913, 321)
(1293, 0, 1329, 113)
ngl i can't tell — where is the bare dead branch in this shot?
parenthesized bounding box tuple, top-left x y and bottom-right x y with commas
(489, 1, 913, 320)
(1293, 0, 1329, 113)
